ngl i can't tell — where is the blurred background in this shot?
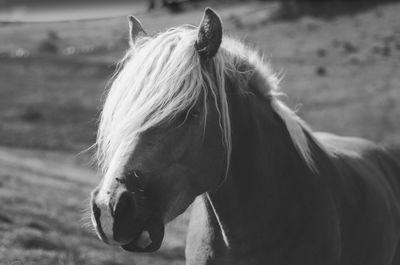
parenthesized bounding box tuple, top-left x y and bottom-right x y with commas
(0, 0, 399, 264)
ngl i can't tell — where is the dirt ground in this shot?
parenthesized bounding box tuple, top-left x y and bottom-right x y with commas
(0, 1, 399, 264)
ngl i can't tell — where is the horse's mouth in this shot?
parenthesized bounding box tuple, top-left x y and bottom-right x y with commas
(121, 215, 165, 252)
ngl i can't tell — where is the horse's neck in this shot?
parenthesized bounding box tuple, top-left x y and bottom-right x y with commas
(206, 88, 334, 259)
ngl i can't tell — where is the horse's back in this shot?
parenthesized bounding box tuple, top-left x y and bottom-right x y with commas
(315, 132, 382, 158)
(315, 132, 400, 265)
(315, 132, 400, 186)
(315, 131, 400, 204)
(384, 141, 400, 168)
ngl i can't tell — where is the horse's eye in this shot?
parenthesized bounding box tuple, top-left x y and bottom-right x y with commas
(124, 170, 145, 191)
(177, 108, 200, 124)
(189, 108, 201, 119)
(133, 170, 145, 189)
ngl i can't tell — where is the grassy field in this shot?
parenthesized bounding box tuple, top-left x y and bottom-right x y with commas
(0, 1, 399, 264)
(0, 148, 188, 265)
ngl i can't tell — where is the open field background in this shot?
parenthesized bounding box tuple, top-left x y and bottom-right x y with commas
(0, 1, 399, 264)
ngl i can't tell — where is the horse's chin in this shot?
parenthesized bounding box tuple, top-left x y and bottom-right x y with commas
(121, 215, 165, 253)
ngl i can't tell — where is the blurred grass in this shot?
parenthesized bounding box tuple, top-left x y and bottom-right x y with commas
(0, 57, 108, 151)
(0, 1, 399, 264)
(273, 0, 400, 20)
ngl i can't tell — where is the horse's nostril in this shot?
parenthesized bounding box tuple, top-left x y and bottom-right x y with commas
(112, 190, 138, 244)
(114, 190, 136, 220)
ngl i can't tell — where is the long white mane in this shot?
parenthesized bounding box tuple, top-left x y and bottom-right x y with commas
(96, 26, 316, 180)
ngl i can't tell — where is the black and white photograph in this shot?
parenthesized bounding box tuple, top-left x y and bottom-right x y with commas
(0, 0, 400, 264)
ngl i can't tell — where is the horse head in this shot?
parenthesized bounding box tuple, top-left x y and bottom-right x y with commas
(90, 8, 229, 252)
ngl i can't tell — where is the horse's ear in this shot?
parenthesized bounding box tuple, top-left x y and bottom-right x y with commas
(128, 15, 146, 46)
(195, 7, 223, 59)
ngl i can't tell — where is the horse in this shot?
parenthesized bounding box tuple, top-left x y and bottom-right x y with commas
(90, 8, 400, 265)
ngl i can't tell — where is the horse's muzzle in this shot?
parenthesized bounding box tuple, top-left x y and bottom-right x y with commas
(91, 187, 164, 252)
(121, 213, 165, 252)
